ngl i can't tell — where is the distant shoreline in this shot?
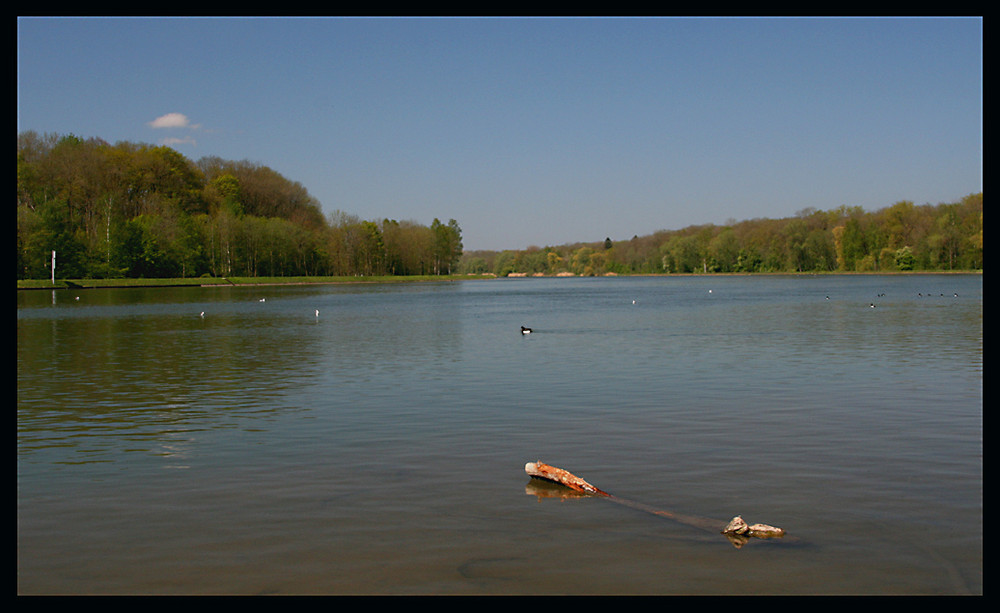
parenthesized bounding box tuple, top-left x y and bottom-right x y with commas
(15, 274, 494, 290)
(16, 270, 980, 290)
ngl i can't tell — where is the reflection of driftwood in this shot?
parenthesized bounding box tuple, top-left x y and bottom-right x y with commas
(525, 461, 787, 548)
(525, 479, 592, 500)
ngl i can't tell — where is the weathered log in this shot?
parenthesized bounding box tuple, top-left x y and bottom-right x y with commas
(524, 461, 608, 495)
(525, 460, 788, 545)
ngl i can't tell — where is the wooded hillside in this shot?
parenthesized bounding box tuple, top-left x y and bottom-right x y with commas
(459, 194, 982, 276)
(17, 132, 463, 280)
(18, 131, 980, 281)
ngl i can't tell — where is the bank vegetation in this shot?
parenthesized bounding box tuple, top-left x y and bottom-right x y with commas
(18, 131, 980, 284)
(17, 132, 463, 281)
(458, 193, 982, 277)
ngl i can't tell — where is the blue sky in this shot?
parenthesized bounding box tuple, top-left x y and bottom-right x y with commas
(17, 17, 982, 251)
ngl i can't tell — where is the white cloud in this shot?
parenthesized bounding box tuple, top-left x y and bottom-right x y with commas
(161, 136, 197, 147)
(148, 112, 199, 130)
(148, 113, 202, 147)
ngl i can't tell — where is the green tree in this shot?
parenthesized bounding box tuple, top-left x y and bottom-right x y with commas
(431, 218, 463, 275)
(357, 220, 385, 276)
(894, 246, 915, 271)
(708, 228, 739, 272)
(660, 234, 702, 273)
(839, 218, 867, 271)
(546, 250, 564, 272)
(571, 246, 594, 275)
(493, 250, 517, 277)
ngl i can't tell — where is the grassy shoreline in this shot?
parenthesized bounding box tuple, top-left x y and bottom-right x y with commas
(17, 270, 979, 290)
(16, 274, 498, 290)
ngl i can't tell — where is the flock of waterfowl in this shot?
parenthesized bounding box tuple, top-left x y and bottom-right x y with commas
(194, 296, 320, 319)
(866, 290, 960, 309)
(180, 286, 963, 329)
(520, 288, 964, 333)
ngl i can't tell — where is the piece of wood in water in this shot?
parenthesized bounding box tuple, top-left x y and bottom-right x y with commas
(525, 460, 788, 544)
(524, 461, 609, 495)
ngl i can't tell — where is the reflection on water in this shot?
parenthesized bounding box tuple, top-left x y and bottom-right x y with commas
(18, 275, 981, 594)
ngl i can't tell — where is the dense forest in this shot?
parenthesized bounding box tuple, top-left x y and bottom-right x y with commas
(459, 193, 982, 277)
(18, 132, 980, 281)
(17, 132, 463, 280)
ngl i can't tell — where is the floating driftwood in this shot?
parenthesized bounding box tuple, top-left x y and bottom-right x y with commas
(525, 460, 787, 548)
(524, 460, 608, 495)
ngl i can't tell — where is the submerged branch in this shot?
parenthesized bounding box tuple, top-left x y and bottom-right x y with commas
(525, 460, 788, 549)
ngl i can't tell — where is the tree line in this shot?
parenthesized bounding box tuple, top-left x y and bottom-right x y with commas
(17, 131, 980, 281)
(459, 193, 982, 277)
(17, 132, 463, 280)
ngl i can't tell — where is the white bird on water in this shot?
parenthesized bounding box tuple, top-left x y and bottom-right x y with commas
(315, 309, 319, 317)
(521, 326, 532, 334)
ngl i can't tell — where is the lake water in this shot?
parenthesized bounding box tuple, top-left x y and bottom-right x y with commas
(17, 274, 982, 595)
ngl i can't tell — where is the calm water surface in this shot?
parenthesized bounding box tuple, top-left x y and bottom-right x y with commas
(17, 275, 982, 594)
